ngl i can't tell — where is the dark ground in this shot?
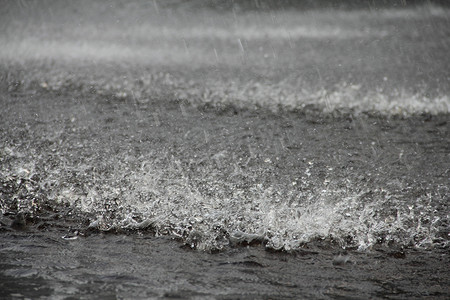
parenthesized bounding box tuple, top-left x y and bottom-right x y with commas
(1, 1, 450, 299)
(0, 88, 449, 299)
(0, 227, 448, 299)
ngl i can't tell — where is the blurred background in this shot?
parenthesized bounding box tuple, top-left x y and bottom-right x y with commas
(1, 0, 449, 114)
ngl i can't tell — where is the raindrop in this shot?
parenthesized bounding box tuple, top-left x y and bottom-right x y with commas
(213, 47, 219, 64)
(204, 130, 209, 143)
(152, 0, 159, 14)
(152, 111, 160, 126)
(180, 103, 188, 117)
(287, 31, 294, 48)
(237, 38, 245, 53)
(183, 38, 190, 56)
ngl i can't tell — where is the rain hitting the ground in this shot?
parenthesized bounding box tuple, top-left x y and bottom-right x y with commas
(1, 1, 449, 299)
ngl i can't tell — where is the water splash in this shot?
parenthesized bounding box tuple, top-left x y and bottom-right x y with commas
(2, 145, 446, 252)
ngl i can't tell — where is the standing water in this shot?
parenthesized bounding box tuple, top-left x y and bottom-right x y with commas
(1, 1, 449, 299)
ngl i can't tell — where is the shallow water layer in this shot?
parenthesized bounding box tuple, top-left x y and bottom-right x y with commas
(1, 2, 450, 298)
(0, 229, 449, 300)
(1, 92, 449, 251)
(1, 89, 449, 299)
